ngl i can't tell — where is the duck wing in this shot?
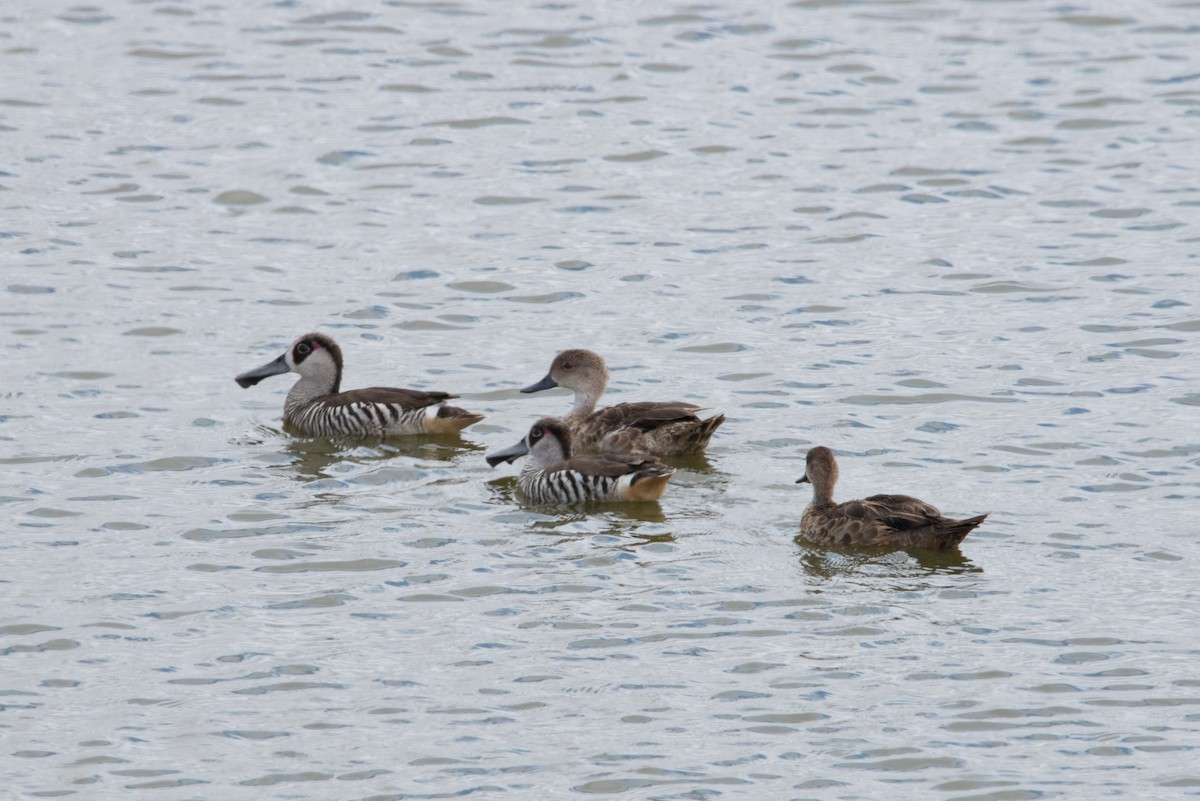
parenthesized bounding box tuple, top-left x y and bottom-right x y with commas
(806, 495, 984, 551)
(325, 387, 457, 410)
(857, 494, 943, 530)
(548, 454, 664, 478)
(590, 401, 705, 432)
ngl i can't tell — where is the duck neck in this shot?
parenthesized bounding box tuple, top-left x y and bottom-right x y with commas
(810, 483, 836, 508)
(285, 374, 333, 414)
(566, 388, 598, 422)
(530, 437, 569, 470)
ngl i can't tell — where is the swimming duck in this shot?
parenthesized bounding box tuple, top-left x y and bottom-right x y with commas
(796, 446, 987, 550)
(235, 332, 484, 438)
(520, 348, 724, 457)
(486, 417, 676, 503)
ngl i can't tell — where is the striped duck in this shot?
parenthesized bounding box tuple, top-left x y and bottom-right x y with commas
(486, 417, 675, 503)
(235, 332, 484, 438)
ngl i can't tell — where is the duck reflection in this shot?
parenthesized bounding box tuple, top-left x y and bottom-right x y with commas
(662, 451, 719, 474)
(264, 428, 485, 481)
(795, 537, 982, 579)
(523, 517, 674, 547)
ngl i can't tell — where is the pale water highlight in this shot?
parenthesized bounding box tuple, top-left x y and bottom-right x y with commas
(3, 0, 1198, 798)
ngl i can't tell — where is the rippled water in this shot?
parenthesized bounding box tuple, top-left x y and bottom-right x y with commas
(4, 0, 1199, 798)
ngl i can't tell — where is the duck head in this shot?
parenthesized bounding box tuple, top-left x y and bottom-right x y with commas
(235, 332, 344, 393)
(486, 417, 572, 468)
(797, 445, 839, 503)
(520, 348, 609, 397)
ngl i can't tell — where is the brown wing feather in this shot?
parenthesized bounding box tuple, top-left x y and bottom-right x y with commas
(324, 387, 456, 410)
(569, 404, 723, 457)
(857, 494, 942, 530)
(801, 504, 892, 547)
(802, 498, 985, 550)
(638, 414, 724, 455)
(591, 401, 704, 432)
(891, 514, 988, 549)
(547, 454, 665, 478)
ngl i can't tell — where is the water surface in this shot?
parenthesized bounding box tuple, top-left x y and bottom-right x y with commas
(3, 0, 1199, 798)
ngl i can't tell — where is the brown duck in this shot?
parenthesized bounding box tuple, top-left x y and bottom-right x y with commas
(520, 348, 724, 457)
(796, 446, 987, 550)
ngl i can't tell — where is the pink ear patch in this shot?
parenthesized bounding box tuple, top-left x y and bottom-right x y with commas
(311, 341, 321, 350)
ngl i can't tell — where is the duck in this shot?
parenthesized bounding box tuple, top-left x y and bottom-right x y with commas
(520, 348, 724, 457)
(795, 446, 987, 550)
(235, 332, 484, 438)
(486, 417, 676, 503)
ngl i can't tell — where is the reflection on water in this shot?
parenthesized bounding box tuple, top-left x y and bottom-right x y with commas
(249, 429, 490, 481)
(4, 0, 1200, 798)
(661, 451, 719, 474)
(526, 503, 670, 528)
(796, 539, 984, 581)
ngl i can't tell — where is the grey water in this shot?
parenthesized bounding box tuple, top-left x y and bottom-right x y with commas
(3, 0, 1199, 798)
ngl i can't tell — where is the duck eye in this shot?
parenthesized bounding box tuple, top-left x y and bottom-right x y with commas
(531, 428, 543, 440)
(562, 362, 572, 370)
(296, 343, 312, 355)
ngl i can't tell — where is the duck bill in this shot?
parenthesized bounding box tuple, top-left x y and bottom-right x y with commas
(520, 373, 558, 394)
(795, 473, 810, 484)
(486, 438, 530, 467)
(235, 353, 289, 388)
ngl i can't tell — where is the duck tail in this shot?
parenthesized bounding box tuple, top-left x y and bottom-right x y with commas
(425, 405, 485, 433)
(621, 466, 676, 501)
(935, 513, 989, 549)
(682, 413, 725, 454)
